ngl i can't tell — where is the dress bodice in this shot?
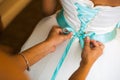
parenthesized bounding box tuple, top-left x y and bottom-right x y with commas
(60, 0, 120, 34)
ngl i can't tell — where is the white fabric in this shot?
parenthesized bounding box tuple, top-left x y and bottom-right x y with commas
(61, 0, 120, 34)
(21, 0, 120, 80)
(61, 0, 94, 31)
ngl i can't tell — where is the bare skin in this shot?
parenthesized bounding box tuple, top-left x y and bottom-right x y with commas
(42, 0, 61, 16)
(91, 0, 120, 7)
(0, 51, 29, 80)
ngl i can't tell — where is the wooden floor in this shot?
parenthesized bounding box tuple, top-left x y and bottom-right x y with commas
(0, 0, 45, 53)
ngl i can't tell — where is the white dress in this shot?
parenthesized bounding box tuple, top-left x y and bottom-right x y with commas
(21, 0, 120, 80)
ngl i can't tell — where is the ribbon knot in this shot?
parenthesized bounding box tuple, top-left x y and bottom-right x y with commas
(63, 27, 95, 48)
(73, 31, 95, 48)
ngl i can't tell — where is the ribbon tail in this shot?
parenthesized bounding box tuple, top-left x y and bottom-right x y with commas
(51, 37, 75, 80)
(79, 38, 84, 48)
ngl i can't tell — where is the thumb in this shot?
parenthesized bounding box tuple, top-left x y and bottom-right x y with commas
(62, 32, 72, 40)
(84, 37, 90, 48)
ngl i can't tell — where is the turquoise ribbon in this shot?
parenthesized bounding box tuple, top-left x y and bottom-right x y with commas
(75, 3, 99, 31)
(116, 22, 120, 28)
(51, 2, 119, 80)
(92, 28, 117, 43)
(51, 37, 75, 80)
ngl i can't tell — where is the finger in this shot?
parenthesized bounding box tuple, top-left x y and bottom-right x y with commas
(62, 32, 73, 40)
(84, 37, 90, 47)
(52, 26, 63, 33)
(90, 40, 99, 47)
(97, 41, 103, 46)
(96, 41, 105, 49)
(100, 45, 104, 49)
(67, 32, 73, 39)
(99, 43, 105, 49)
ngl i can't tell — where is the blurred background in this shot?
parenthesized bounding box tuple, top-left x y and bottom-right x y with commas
(0, 0, 45, 54)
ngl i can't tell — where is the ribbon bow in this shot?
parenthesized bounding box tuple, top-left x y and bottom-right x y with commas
(64, 27, 95, 48)
(75, 31, 95, 48)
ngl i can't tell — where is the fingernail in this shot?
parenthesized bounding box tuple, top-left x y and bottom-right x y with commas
(86, 36, 90, 41)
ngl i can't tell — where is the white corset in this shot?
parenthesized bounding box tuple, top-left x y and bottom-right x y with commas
(60, 0, 120, 34)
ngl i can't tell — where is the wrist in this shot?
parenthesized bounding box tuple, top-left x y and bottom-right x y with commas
(43, 40, 56, 52)
(80, 60, 93, 68)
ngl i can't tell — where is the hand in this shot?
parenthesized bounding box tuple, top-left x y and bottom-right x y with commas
(45, 26, 72, 47)
(81, 37, 104, 66)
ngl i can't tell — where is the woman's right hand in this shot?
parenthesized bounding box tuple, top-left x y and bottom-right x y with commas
(45, 26, 72, 49)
